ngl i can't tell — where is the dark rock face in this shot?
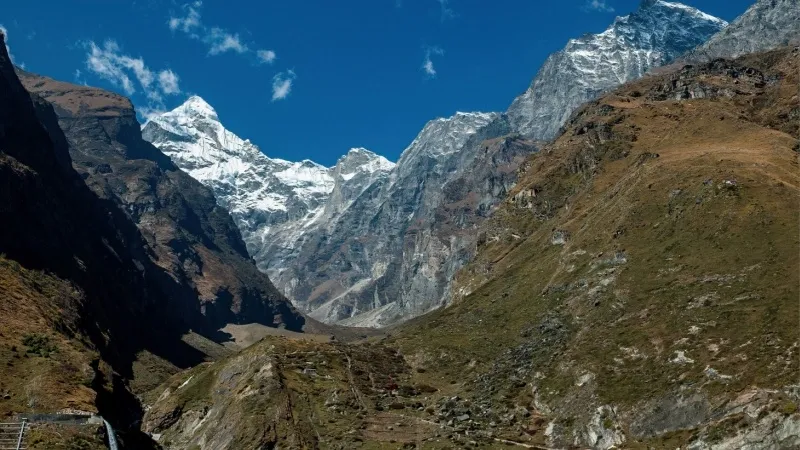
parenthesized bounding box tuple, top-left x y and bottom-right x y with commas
(0, 33, 176, 441)
(17, 72, 304, 334)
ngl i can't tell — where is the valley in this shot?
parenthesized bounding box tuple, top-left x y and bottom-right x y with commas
(0, 0, 798, 448)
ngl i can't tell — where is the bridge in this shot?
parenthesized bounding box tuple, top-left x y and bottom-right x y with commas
(0, 420, 26, 450)
(0, 411, 118, 450)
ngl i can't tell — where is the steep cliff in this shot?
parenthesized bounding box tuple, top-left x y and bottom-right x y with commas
(19, 75, 304, 334)
(0, 32, 180, 447)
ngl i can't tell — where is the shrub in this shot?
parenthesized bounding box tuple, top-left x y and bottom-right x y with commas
(22, 334, 58, 358)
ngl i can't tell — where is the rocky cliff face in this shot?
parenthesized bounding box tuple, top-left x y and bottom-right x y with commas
(507, 0, 727, 141)
(0, 33, 186, 446)
(19, 75, 304, 334)
(282, 113, 525, 326)
(685, 0, 800, 62)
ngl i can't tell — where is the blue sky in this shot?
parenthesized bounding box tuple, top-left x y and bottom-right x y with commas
(2, 0, 752, 166)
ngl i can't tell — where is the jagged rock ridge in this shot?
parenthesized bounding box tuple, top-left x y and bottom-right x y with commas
(506, 0, 727, 140)
(685, 0, 800, 61)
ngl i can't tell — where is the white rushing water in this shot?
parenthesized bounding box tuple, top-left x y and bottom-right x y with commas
(102, 418, 119, 450)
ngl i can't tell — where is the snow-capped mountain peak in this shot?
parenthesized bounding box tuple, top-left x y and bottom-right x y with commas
(685, 0, 800, 62)
(334, 148, 396, 180)
(398, 111, 499, 164)
(507, 0, 726, 140)
(644, 0, 727, 26)
(174, 94, 219, 120)
(142, 99, 399, 283)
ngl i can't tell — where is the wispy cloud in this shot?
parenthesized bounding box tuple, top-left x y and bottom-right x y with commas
(83, 40, 181, 113)
(256, 49, 276, 64)
(583, 0, 615, 12)
(271, 70, 296, 101)
(207, 27, 248, 55)
(421, 46, 444, 78)
(158, 69, 181, 94)
(74, 68, 88, 85)
(168, 1, 202, 33)
(436, 0, 456, 21)
(169, 2, 276, 60)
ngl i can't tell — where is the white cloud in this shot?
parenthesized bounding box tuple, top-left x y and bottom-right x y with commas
(583, 0, 614, 12)
(158, 69, 181, 94)
(422, 46, 444, 78)
(169, 2, 277, 61)
(271, 70, 296, 101)
(137, 105, 168, 122)
(437, 0, 456, 21)
(168, 1, 202, 33)
(206, 28, 247, 55)
(83, 40, 181, 113)
(256, 49, 276, 64)
(74, 68, 88, 85)
(86, 41, 136, 94)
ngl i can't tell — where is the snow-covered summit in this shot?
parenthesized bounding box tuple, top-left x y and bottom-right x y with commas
(334, 148, 395, 180)
(507, 0, 727, 140)
(645, 0, 727, 26)
(141, 95, 396, 281)
(685, 0, 800, 62)
(398, 111, 499, 164)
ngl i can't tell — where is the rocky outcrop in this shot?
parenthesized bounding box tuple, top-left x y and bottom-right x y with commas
(506, 0, 727, 141)
(278, 113, 525, 326)
(19, 74, 304, 334)
(685, 0, 800, 62)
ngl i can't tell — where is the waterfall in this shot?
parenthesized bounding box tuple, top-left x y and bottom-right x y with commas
(102, 418, 119, 450)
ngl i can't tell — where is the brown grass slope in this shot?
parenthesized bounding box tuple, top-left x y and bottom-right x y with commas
(390, 47, 800, 448)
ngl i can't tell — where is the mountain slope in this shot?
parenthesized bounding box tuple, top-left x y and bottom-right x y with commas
(0, 33, 188, 447)
(686, 0, 800, 61)
(144, 47, 800, 448)
(507, 0, 727, 140)
(19, 76, 304, 335)
(277, 0, 726, 327)
(400, 45, 800, 449)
